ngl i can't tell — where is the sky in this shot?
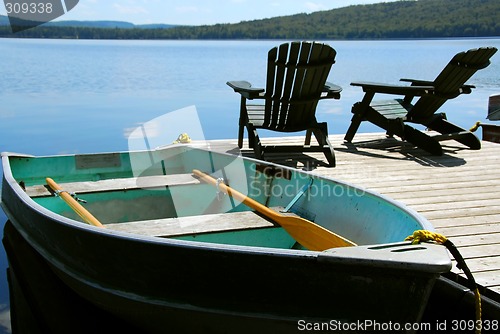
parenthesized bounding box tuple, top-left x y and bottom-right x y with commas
(2, 0, 399, 25)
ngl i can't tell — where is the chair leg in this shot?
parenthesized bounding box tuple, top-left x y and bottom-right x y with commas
(238, 97, 248, 149)
(247, 124, 256, 149)
(305, 129, 312, 146)
(427, 117, 481, 150)
(403, 125, 443, 155)
(387, 118, 405, 139)
(345, 93, 376, 142)
(254, 141, 264, 161)
(344, 102, 365, 142)
(247, 123, 264, 160)
(322, 137, 336, 167)
(312, 123, 336, 167)
(238, 124, 244, 148)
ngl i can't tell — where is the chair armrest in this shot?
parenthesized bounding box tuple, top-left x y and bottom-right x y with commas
(400, 78, 435, 86)
(400, 78, 475, 96)
(322, 81, 342, 99)
(434, 85, 476, 99)
(226, 81, 265, 99)
(459, 84, 475, 94)
(351, 81, 434, 96)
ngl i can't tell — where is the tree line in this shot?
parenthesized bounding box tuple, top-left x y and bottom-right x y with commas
(1, 0, 498, 39)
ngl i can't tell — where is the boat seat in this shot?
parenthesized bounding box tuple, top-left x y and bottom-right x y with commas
(25, 174, 200, 197)
(105, 208, 296, 238)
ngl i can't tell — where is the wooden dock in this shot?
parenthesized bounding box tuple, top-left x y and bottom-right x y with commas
(228, 132, 500, 298)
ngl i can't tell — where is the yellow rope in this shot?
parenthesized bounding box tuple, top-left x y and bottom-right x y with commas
(172, 133, 191, 144)
(474, 288, 482, 332)
(469, 121, 481, 132)
(406, 230, 482, 334)
(405, 230, 448, 244)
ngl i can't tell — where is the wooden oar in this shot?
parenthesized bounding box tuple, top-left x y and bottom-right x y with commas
(46, 178, 104, 228)
(192, 170, 356, 250)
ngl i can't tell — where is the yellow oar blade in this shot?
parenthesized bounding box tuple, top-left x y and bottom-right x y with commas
(192, 169, 356, 250)
(46, 178, 104, 228)
(274, 215, 356, 250)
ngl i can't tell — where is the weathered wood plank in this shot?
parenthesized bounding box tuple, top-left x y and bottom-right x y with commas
(25, 174, 200, 197)
(446, 244, 500, 260)
(106, 210, 279, 237)
(351, 175, 499, 191)
(388, 187, 500, 203)
(455, 270, 500, 289)
(444, 232, 500, 248)
(423, 207, 500, 220)
(488, 285, 500, 295)
(451, 256, 500, 272)
(436, 223, 500, 237)
(408, 199, 500, 213)
(432, 215, 500, 228)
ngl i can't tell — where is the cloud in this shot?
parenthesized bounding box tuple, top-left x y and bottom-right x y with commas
(113, 3, 148, 15)
(304, 2, 327, 12)
(175, 6, 200, 14)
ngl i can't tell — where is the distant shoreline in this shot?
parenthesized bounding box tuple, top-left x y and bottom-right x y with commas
(1, 0, 499, 40)
(1, 36, 499, 41)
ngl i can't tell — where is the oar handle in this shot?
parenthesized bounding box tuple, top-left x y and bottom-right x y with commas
(46, 178, 104, 228)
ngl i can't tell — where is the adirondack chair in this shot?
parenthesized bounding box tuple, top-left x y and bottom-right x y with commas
(344, 47, 498, 155)
(227, 41, 342, 167)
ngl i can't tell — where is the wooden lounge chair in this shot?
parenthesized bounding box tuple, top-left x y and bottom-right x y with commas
(344, 47, 498, 155)
(227, 41, 342, 167)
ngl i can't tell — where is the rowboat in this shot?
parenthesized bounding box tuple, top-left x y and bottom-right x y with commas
(1, 144, 451, 333)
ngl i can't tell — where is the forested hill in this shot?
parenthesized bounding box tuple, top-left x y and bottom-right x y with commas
(1, 0, 499, 39)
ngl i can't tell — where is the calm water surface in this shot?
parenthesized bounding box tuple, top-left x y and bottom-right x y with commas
(0, 38, 499, 332)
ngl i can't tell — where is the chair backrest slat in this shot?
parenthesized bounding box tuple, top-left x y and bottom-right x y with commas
(263, 41, 336, 131)
(264, 46, 278, 127)
(270, 43, 290, 128)
(278, 42, 301, 128)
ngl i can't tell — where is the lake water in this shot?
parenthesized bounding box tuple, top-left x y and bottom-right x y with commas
(0, 38, 499, 332)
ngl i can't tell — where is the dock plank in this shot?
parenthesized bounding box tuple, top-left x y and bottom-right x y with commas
(437, 223, 500, 237)
(237, 132, 500, 299)
(446, 232, 500, 246)
(452, 256, 500, 272)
